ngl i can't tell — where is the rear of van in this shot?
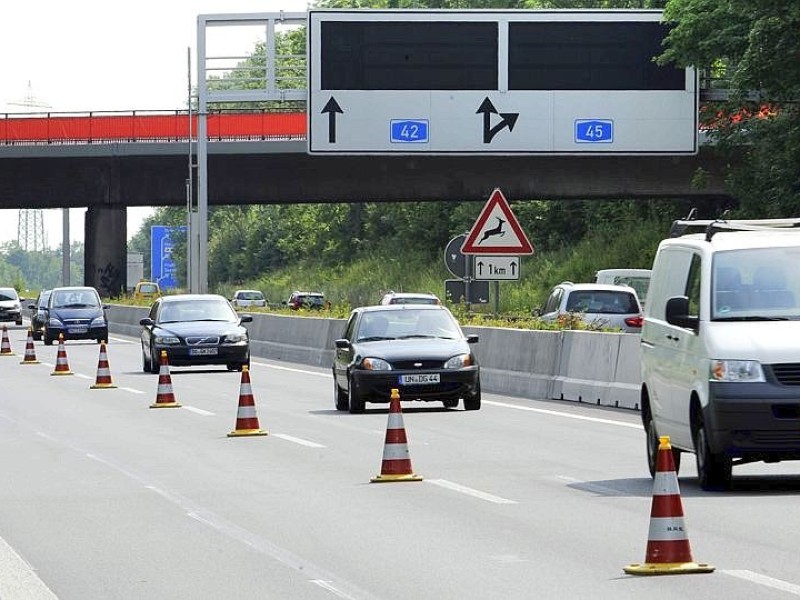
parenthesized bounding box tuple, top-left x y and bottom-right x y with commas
(640, 223, 800, 490)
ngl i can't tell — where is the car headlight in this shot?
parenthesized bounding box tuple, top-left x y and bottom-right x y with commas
(48, 318, 63, 327)
(224, 333, 247, 343)
(362, 357, 392, 371)
(90, 317, 106, 327)
(155, 335, 180, 345)
(710, 360, 765, 382)
(445, 353, 473, 369)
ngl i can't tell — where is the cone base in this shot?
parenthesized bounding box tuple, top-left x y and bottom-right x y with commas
(370, 473, 424, 483)
(51, 371, 74, 376)
(228, 429, 268, 437)
(20, 360, 41, 365)
(1, 353, 16, 357)
(149, 402, 182, 408)
(91, 383, 118, 389)
(624, 562, 715, 576)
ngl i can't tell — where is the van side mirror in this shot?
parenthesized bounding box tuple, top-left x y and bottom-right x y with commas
(665, 296, 699, 331)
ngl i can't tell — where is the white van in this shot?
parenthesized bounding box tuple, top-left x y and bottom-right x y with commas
(640, 218, 800, 490)
(595, 268, 651, 306)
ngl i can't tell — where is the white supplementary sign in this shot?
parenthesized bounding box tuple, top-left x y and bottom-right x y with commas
(461, 189, 534, 256)
(474, 256, 521, 281)
(307, 9, 698, 155)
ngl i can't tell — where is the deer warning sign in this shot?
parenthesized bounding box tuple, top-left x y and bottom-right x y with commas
(461, 189, 534, 255)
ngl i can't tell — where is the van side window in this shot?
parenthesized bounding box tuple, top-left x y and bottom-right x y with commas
(685, 254, 702, 317)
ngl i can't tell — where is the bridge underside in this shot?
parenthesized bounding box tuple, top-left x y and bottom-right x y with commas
(0, 145, 734, 296)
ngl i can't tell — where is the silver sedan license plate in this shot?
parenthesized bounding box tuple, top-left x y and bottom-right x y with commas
(399, 373, 440, 385)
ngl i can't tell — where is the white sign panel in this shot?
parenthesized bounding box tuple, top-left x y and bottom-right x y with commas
(308, 10, 697, 156)
(474, 256, 521, 281)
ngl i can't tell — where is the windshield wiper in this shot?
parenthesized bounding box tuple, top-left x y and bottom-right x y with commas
(62, 303, 93, 308)
(396, 334, 435, 339)
(357, 336, 395, 342)
(714, 315, 790, 321)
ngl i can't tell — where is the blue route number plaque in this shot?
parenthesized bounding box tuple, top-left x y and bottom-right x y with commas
(390, 119, 429, 144)
(575, 119, 613, 143)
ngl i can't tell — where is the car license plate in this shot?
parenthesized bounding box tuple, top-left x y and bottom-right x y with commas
(189, 347, 218, 356)
(399, 373, 440, 385)
(67, 327, 88, 334)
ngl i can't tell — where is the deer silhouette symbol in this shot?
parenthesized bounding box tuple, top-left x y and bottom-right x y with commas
(479, 217, 506, 244)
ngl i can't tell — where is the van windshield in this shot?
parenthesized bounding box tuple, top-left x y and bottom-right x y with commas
(713, 248, 800, 320)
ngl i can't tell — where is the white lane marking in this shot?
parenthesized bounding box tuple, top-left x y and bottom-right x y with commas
(427, 479, 517, 504)
(311, 579, 358, 600)
(182, 406, 215, 417)
(119, 387, 146, 395)
(272, 433, 326, 448)
(485, 400, 640, 429)
(74, 373, 92, 380)
(723, 570, 800, 596)
(107, 336, 134, 344)
(251, 361, 328, 378)
(41, 362, 54, 368)
(0, 535, 58, 599)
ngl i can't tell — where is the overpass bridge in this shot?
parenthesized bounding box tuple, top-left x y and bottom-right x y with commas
(0, 109, 732, 297)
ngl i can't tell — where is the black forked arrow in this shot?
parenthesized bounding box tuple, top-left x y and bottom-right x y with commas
(321, 97, 343, 143)
(476, 97, 519, 144)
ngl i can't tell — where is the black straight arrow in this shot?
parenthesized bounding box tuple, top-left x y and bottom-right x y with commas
(510, 260, 518, 276)
(321, 97, 343, 144)
(477, 260, 485, 276)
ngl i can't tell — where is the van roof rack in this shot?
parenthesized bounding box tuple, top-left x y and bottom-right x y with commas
(670, 216, 800, 241)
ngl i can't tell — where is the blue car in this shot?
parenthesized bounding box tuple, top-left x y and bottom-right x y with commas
(44, 286, 109, 345)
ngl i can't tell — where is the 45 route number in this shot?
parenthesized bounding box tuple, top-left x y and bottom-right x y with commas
(575, 119, 613, 143)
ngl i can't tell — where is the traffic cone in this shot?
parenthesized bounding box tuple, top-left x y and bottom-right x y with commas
(50, 334, 73, 376)
(624, 436, 714, 575)
(0, 325, 14, 356)
(90, 341, 117, 389)
(20, 328, 40, 365)
(149, 350, 181, 408)
(228, 365, 268, 437)
(371, 388, 423, 483)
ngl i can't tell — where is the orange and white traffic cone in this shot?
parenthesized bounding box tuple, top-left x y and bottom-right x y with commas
(149, 350, 181, 408)
(624, 436, 714, 575)
(371, 388, 423, 483)
(0, 325, 14, 356)
(20, 328, 40, 365)
(228, 365, 267, 437)
(90, 341, 117, 389)
(50, 334, 73, 376)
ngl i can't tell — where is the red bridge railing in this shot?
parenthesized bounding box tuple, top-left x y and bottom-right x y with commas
(0, 110, 307, 145)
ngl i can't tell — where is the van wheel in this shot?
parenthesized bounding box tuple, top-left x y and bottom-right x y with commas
(694, 420, 732, 491)
(645, 414, 681, 477)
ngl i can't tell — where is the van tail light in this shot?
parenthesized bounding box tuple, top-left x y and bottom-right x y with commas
(625, 315, 644, 328)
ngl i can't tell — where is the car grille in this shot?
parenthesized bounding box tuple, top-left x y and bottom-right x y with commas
(63, 318, 90, 326)
(770, 363, 800, 386)
(186, 336, 220, 345)
(392, 360, 444, 370)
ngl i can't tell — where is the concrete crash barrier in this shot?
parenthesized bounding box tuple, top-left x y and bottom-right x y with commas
(107, 306, 641, 410)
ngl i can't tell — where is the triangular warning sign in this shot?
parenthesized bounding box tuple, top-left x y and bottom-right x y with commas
(461, 189, 534, 255)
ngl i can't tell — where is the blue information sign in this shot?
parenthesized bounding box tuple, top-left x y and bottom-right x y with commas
(575, 119, 614, 143)
(151, 225, 186, 291)
(390, 119, 429, 143)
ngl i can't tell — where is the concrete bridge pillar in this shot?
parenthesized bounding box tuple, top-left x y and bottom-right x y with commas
(84, 205, 127, 298)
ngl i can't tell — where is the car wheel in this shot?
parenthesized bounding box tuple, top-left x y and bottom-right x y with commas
(142, 343, 152, 373)
(32, 330, 41, 341)
(149, 344, 161, 374)
(334, 376, 348, 411)
(15, 319, 22, 326)
(463, 381, 481, 411)
(347, 375, 365, 414)
(694, 418, 732, 491)
(645, 413, 681, 478)
(43, 330, 53, 346)
(442, 398, 459, 409)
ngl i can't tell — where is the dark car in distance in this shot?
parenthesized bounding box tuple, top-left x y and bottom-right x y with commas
(43, 286, 108, 345)
(140, 294, 252, 373)
(28, 289, 52, 340)
(333, 305, 481, 413)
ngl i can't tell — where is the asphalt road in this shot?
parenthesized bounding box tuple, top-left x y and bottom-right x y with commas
(1, 323, 799, 600)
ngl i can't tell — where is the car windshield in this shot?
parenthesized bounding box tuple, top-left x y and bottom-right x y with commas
(712, 247, 800, 320)
(158, 299, 237, 323)
(356, 309, 461, 342)
(565, 290, 638, 314)
(391, 296, 439, 305)
(51, 290, 99, 308)
(138, 284, 158, 293)
(0, 289, 17, 301)
(297, 295, 324, 306)
(610, 277, 649, 304)
(239, 292, 264, 300)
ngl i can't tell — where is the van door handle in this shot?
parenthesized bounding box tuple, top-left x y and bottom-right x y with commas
(666, 334, 679, 341)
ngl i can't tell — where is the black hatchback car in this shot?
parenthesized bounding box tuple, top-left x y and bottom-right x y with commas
(140, 294, 252, 373)
(333, 305, 481, 413)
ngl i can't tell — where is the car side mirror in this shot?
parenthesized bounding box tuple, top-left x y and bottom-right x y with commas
(139, 317, 154, 326)
(665, 296, 699, 331)
(28, 304, 36, 310)
(466, 334, 479, 344)
(102, 304, 110, 310)
(531, 307, 542, 317)
(335, 339, 351, 349)
(240, 315, 253, 323)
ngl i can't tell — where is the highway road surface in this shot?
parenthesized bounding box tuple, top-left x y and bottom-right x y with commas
(1, 324, 799, 600)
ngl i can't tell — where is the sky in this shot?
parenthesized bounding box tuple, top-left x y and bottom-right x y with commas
(0, 0, 311, 249)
